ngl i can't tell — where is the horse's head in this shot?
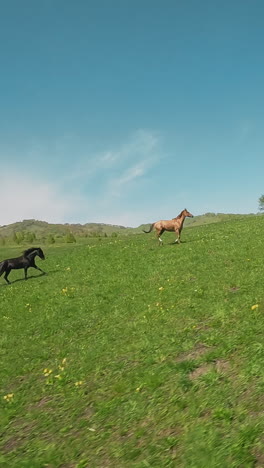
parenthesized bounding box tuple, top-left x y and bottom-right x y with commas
(183, 208, 194, 218)
(37, 248, 45, 260)
(23, 247, 45, 260)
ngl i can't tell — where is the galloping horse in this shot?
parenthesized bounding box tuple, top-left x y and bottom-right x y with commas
(0, 247, 45, 284)
(143, 209, 193, 245)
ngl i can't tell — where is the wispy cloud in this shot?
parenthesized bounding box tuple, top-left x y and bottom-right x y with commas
(60, 129, 161, 185)
(0, 171, 87, 226)
(99, 130, 162, 197)
(115, 163, 145, 185)
(0, 130, 164, 227)
(108, 159, 153, 199)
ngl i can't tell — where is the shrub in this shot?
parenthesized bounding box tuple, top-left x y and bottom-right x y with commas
(65, 232, 76, 243)
(47, 234, 56, 244)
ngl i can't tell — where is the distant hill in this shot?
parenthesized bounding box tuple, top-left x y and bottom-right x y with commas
(0, 219, 131, 241)
(139, 212, 258, 231)
(183, 212, 257, 227)
(0, 213, 259, 242)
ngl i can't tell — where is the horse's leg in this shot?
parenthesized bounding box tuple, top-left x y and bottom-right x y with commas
(157, 229, 165, 245)
(0, 260, 7, 278)
(28, 259, 46, 275)
(174, 229, 180, 243)
(24, 268, 28, 280)
(34, 265, 45, 274)
(31, 260, 45, 275)
(4, 269, 11, 284)
(178, 226, 183, 243)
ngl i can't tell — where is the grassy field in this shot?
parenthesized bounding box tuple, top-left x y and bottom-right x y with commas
(1, 216, 264, 467)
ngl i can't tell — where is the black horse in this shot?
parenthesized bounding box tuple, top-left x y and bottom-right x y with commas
(0, 247, 45, 284)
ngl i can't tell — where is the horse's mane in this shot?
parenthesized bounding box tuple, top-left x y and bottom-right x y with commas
(23, 247, 40, 256)
(173, 209, 185, 220)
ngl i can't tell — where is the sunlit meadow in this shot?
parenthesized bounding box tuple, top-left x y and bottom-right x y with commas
(1, 216, 264, 467)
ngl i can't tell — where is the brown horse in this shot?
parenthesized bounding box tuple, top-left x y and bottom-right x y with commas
(143, 208, 193, 245)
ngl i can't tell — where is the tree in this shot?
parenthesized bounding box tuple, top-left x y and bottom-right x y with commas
(25, 231, 36, 243)
(47, 234, 55, 244)
(258, 195, 264, 212)
(13, 232, 20, 244)
(65, 232, 76, 243)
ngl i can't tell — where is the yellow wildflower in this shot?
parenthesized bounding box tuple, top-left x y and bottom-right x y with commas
(251, 304, 259, 311)
(62, 358, 67, 365)
(43, 368, 53, 377)
(66, 267, 71, 271)
(3, 393, 14, 402)
(55, 374, 62, 380)
(159, 287, 164, 291)
(62, 287, 75, 296)
(74, 381, 84, 387)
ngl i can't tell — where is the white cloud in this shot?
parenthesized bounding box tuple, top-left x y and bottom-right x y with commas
(60, 129, 162, 185)
(102, 130, 162, 197)
(0, 172, 87, 226)
(117, 164, 145, 185)
(0, 129, 164, 227)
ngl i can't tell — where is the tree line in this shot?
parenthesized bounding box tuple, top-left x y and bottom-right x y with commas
(259, 195, 264, 212)
(0, 230, 119, 246)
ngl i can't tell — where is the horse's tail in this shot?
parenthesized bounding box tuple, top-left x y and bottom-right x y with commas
(0, 260, 7, 277)
(143, 223, 154, 234)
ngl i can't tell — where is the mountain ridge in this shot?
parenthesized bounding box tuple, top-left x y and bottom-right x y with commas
(0, 212, 259, 240)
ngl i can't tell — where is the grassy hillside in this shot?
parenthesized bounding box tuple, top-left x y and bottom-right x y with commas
(0, 219, 130, 241)
(1, 215, 264, 466)
(0, 212, 259, 243)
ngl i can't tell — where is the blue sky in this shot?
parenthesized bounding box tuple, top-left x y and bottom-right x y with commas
(1, 0, 264, 226)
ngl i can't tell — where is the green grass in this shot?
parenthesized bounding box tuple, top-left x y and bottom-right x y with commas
(1, 216, 264, 467)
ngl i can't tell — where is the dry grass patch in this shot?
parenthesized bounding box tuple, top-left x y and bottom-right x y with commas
(189, 363, 214, 381)
(2, 420, 36, 454)
(176, 344, 214, 362)
(215, 359, 230, 374)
